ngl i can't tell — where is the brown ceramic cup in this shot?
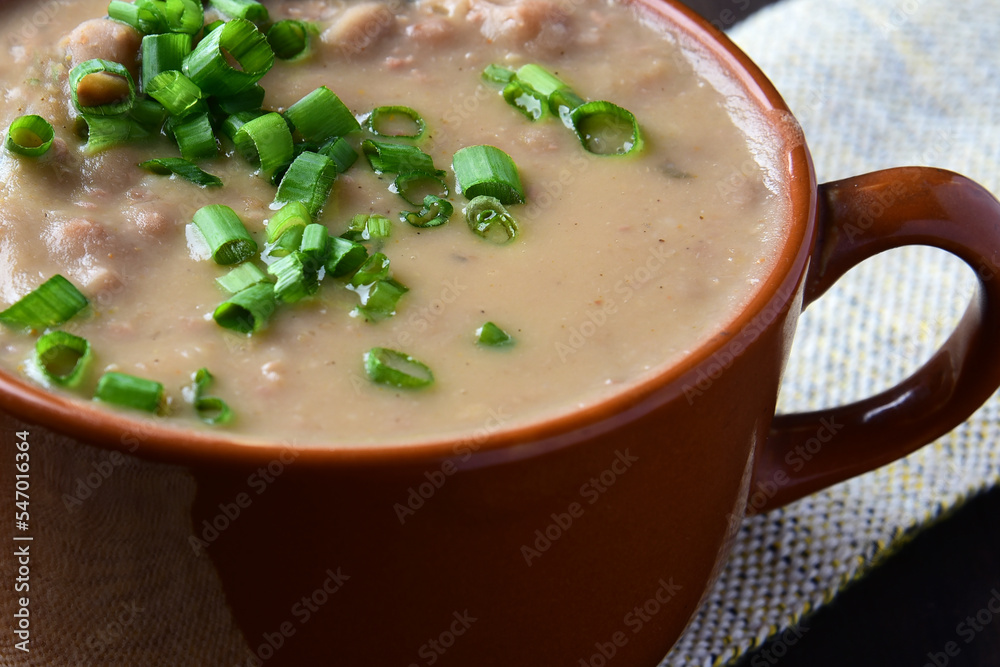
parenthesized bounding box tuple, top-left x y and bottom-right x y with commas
(3, 1, 1000, 665)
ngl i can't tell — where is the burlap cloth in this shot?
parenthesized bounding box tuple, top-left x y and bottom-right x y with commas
(2, 0, 998, 665)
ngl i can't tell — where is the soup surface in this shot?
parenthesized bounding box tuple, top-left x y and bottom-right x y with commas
(0, 0, 788, 446)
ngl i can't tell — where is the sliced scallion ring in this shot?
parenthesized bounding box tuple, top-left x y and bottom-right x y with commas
(465, 195, 519, 245)
(0, 275, 88, 331)
(33, 331, 92, 387)
(146, 70, 205, 118)
(272, 151, 338, 217)
(6, 115, 54, 157)
(391, 171, 449, 207)
(168, 112, 218, 160)
(210, 0, 270, 23)
(476, 321, 513, 347)
(268, 251, 319, 303)
(343, 215, 391, 244)
(267, 20, 310, 60)
(192, 204, 258, 265)
(514, 64, 569, 100)
(401, 195, 453, 229)
(129, 98, 169, 133)
(139, 157, 223, 187)
(234, 112, 294, 176)
(284, 86, 360, 144)
(182, 18, 274, 97)
(452, 145, 525, 204)
(363, 347, 434, 389)
(299, 224, 331, 266)
(350, 252, 391, 286)
(320, 137, 358, 173)
(502, 81, 546, 121)
(351, 279, 408, 322)
(69, 59, 136, 116)
(212, 84, 265, 116)
(109, 0, 167, 34)
(325, 237, 368, 277)
(95, 371, 164, 413)
(363, 106, 426, 139)
(80, 115, 150, 153)
(190, 368, 233, 425)
(163, 0, 204, 34)
(216, 262, 268, 294)
(361, 140, 438, 175)
(569, 101, 643, 156)
(213, 282, 276, 333)
(482, 64, 516, 85)
(265, 201, 311, 258)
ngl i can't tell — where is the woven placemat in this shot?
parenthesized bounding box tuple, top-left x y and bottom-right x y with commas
(661, 0, 1000, 663)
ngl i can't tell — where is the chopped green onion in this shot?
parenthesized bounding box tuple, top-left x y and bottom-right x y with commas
(325, 237, 368, 277)
(69, 59, 136, 116)
(363, 347, 434, 389)
(272, 151, 338, 217)
(465, 195, 519, 245)
(0, 275, 88, 331)
(452, 145, 525, 204)
(108, 0, 167, 34)
(210, 0, 269, 23)
(476, 321, 513, 347)
(350, 252, 391, 286)
(95, 371, 164, 413)
(284, 86, 360, 144)
(361, 140, 439, 175)
(320, 137, 358, 173)
(192, 204, 258, 265)
(213, 282, 276, 333)
(5, 115, 54, 157)
(268, 252, 317, 303)
(204, 19, 225, 34)
(502, 80, 546, 121)
(189, 368, 232, 425)
(80, 115, 150, 153)
(216, 262, 268, 294)
(351, 278, 408, 322)
(265, 201, 311, 257)
(569, 101, 643, 156)
(33, 331, 92, 387)
(299, 224, 331, 265)
(129, 98, 169, 132)
(267, 20, 310, 60)
(168, 112, 218, 160)
(163, 0, 204, 34)
(392, 171, 449, 207)
(211, 84, 265, 116)
(146, 70, 206, 118)
(182, 18, 274, 97)
(401, 195, 453, 229)
(515, 64, 569, 99)
(220, 109, 264, 142)
(482, 64, 516, 85)
(343, 214, 391, 243)
(363, 106, 425, 139)
(139, 157, 223, 187)
(548, 89, 586, 126)
(234, 112, 294, 176)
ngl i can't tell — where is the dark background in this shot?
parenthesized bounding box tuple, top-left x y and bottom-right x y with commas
(675, 1, 1000, 666)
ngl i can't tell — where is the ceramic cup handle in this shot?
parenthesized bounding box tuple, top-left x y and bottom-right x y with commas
(752, 167, 1000, 511)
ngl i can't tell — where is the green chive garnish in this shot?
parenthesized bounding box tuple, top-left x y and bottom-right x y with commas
(320, 137, 358, 173)
(190, 367, 233, 425)
(267, 20, 310, 60)
(265, 201, 311, 258)
(69, 59, 136, 116)
(212, 84, 266, 117)
(210, 0, 270, 23)
(364, 106, 426, 139)
(465, 195, 519, 245)
(80, 115, 150, 153)
(139, 157, 223, 187)
(213, 282, 276, 333)
(268, 252, 318, 303)
(350, 252, 391, 286)
(168, 112, 218, 160)
(182, 18, 274, 97)
(109, 0, 167, 34)
(192, 204, 258, 265)
(216, 263, 268, 294)
(452, 145, 525, 204)
(272, 151, 338, 217)
(482, 64, 516, 85)
(351, 279, 408, 322)
(141, 33, 193, 92)
(145, 70, 206, 118)
(129, 98, 169, 133)
(284, 86, 360, 144)
(401, 195, 453, 229)
(503, 81, 547, 121)
(392, 171, 449, 207)
(0, 275, 88, 331)
(361, 140, 439, 175)
(234, 112, 294, 177)
(6, 115, 54, 157)
(343, 214, 391, 243)
(364, 348, 434, 389)
(33, 331, 92, 387)
(476, 322, 513, 347)
(569, 101, 643, 156)
(95, 371, 164, 413)
(325, 237, 368, 277)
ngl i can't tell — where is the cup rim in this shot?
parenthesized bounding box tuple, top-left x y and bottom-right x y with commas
(0, 0, 818, 466)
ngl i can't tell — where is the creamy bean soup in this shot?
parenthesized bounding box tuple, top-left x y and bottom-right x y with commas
(0, 0, 788, 445)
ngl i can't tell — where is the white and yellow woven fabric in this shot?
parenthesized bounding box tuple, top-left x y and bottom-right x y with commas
(662, 0, 1000, 664)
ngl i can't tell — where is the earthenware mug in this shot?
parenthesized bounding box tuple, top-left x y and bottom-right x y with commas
(3, 0, 1000, 665)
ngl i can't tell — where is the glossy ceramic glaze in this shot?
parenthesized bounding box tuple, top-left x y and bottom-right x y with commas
(2, 0, 1000, 664)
